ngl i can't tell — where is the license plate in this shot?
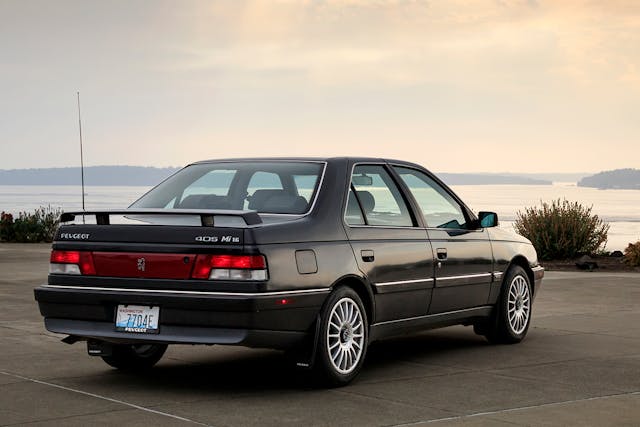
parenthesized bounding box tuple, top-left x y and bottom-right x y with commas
(115, 305, 160, 333)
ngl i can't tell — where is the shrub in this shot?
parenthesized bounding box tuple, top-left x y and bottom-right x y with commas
(514, 199, 609, 261)
(0, 206, 62, 243)
(624, 241, 640, 267)
(0, 212, 15, 241)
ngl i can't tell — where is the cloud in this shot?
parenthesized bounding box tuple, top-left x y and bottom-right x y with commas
(1, 0, 639, 171)
(156, 0, 638, 95)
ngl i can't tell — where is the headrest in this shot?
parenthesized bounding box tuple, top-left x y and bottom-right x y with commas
(356, 190, 375, 213)
(262, 194, 309, 214)
(248, 190, 287, 210)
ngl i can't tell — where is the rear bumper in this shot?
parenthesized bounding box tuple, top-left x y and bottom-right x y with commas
(35, 284, 329, 349)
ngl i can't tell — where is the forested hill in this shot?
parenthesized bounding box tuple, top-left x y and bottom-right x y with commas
(438, 174, 551, 186)
(0, 166, 180, 186)
(578, 169, 640, 190)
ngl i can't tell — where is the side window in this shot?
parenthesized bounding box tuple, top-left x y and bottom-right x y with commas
(394, 167, 468, 229)
(348, 165, 413, 227)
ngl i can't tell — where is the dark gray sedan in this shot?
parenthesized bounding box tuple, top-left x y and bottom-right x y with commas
(35, 157, 544, 385)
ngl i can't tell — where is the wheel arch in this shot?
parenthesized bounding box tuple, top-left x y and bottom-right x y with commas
(505, 256, 535, 296)
(329, 274, 375, 325)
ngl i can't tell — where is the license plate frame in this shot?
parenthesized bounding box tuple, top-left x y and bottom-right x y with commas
(115, 305, 160, 334)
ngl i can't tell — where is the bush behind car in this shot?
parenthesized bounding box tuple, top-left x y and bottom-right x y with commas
(0, 206, 61, 243)
(514, 199, 609, 261)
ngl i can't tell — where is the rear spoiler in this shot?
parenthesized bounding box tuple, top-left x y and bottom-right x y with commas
(60, 209, 262, 226)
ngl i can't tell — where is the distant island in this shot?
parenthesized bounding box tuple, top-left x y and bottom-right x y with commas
(0, 166, 179, 186)
(578, 169, 640, 190)
(0, 166, 553, 186)
(438, 174, 551, 186)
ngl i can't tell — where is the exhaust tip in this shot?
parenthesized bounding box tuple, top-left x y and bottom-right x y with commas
(61, 335, 81, 345)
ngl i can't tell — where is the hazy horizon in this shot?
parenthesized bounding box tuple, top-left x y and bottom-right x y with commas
(2, 1, 639, 173)
(0, 163, 598, 177)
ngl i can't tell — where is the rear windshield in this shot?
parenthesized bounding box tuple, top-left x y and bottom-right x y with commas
(131, 162, 325, 215)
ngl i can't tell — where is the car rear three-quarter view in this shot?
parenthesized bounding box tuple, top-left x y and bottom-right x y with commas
(35, 157, 544, 385)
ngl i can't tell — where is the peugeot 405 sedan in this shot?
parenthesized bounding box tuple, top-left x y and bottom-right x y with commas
(35, 157, 544, 385)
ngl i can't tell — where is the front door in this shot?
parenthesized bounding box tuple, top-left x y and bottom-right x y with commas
(392, 166, 493, 314)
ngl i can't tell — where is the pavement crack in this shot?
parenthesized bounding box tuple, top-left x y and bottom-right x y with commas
(0, 370, 213, 427)
(2, 407, 138, 427)
(386, 391, 640, 426)
(334, 387, 459, 416)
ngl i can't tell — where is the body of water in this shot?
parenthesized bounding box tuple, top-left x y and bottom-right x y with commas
(0, 185, 152, 214)
(452, 182, 640, 251)
(1, 183, 638, 251)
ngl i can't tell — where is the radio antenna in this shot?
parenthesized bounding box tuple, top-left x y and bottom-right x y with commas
(76, 91, 86, 212)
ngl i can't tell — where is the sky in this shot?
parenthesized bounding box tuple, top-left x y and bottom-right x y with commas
(1, 0, 639, 173)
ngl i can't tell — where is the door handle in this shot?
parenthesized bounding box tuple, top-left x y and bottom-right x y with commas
(436, 248, 448, 260)
(361, 250, 375, 262)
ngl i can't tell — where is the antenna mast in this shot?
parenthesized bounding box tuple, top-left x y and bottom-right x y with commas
(76, 91, 86, 211)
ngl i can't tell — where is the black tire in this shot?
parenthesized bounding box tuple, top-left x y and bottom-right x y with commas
(483, 266, 532, 344)
(101, 343, 168, 370)
(314, 287, 368, 386)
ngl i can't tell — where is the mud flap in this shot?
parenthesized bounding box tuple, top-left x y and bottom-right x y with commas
(294, 315, 321, 369)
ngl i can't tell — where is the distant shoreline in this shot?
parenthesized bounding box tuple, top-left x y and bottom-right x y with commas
(3, 166, 637, 189)
(0, 166, 555, 186)
(0, 166, 179, 187)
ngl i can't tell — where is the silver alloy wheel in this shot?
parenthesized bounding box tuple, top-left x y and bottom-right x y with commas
(507, 275, 531, 335)
(326, 297, 365, 374)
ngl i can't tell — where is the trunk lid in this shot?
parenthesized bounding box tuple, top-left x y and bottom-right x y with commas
(50, 209, 261, 283)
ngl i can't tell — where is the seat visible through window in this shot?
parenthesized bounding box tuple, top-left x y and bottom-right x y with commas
(178, 194, 231, 210)
(248, 189, 308, 213)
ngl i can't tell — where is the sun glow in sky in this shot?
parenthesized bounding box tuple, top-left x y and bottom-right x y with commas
(1, 0, 639, 172)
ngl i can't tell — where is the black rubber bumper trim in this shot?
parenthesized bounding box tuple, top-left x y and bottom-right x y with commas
(35, 285, 328, 340)
(45, 318, 305, 348)
(35, 285, 329, 312)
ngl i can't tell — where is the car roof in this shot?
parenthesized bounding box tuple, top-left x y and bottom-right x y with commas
(190, 157, 427, 169)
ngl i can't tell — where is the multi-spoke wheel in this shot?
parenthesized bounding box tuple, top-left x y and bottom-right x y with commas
(101, 343, 168, 370)
(507, 274, 531, 335)
(481, 265, 533, 344)
(315, 287, 368, 385)
(327, 297, 365, 375)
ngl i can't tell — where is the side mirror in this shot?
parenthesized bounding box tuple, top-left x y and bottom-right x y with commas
(478, 211, 499, 228)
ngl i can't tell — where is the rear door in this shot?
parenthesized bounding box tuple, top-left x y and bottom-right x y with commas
(344, 163, 435, 323)
(392, 166, 494, 314)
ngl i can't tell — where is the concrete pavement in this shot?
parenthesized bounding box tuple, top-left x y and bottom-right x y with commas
(1, 243, 638, 426)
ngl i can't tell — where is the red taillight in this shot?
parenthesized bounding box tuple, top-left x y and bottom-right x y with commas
(192, 254, 267, 280)
(51, 250, 80, 264)
(50, 250, 96, 275)
(210, 255, 266, 269)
